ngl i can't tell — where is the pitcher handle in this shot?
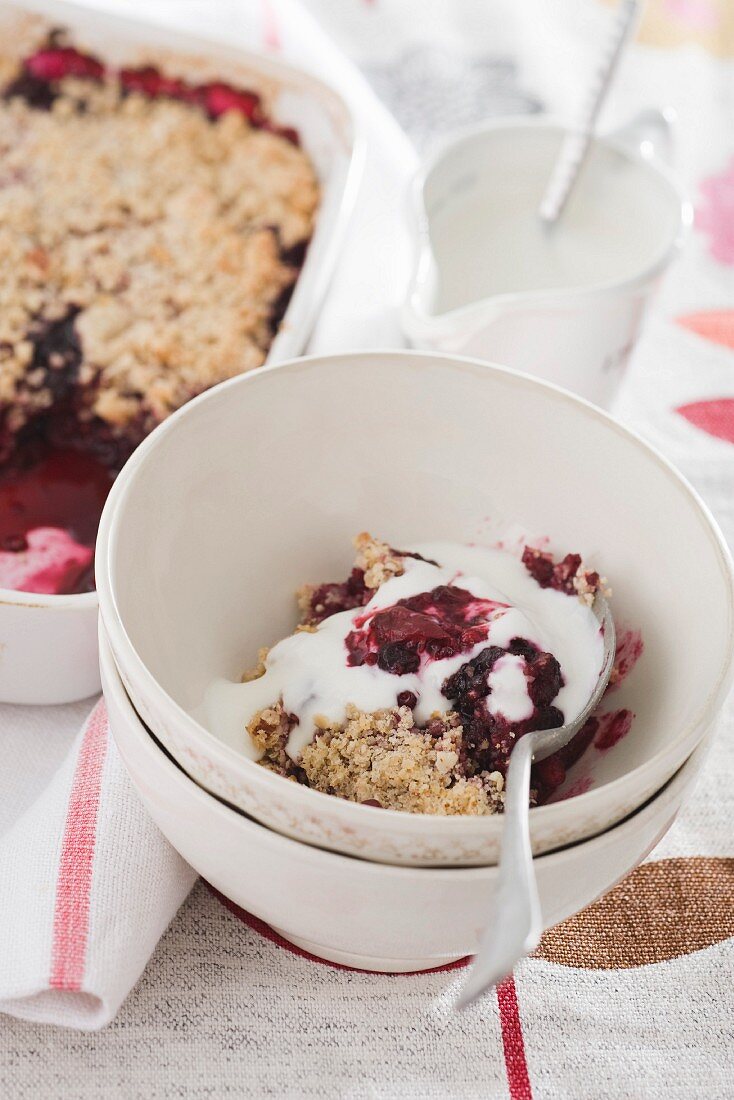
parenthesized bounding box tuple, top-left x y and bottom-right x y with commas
(605, 107, 676, 164)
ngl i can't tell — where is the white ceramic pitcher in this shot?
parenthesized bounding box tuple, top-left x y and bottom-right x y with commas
(402, 110, 692, 408)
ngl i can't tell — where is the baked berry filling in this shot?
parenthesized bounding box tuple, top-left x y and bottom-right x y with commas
(4, 42, 299, 143)
(522, 545, 600, 596)
(441, 639, 567, 780)
(0, 29, 319, 593)
(0, 448, 112, 593)
(345, 585, 509, 669)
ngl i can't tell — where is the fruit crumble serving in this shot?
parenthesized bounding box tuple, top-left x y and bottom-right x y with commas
(0, 26, 319, 594)
(206, 535, 610, 814)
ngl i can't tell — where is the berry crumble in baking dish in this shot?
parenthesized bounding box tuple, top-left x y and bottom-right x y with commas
(0, 27, 320, 593)
(206, 534, 614, 814)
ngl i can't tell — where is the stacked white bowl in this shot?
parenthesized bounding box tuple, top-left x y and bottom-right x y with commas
(96, 352, 734, 971)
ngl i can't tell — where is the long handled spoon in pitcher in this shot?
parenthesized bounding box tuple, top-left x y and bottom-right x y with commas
(539, 0, 642, 225)
(456, 592, 615, 1009)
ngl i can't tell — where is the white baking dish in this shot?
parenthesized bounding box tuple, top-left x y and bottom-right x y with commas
(0, 0, 363, 704)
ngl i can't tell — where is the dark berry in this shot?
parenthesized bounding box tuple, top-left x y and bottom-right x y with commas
(532, 705, 565, 732)
(522, 545, 589, 596)
(120, 66, 188, 99)
(4, 72, 57, 109)
(309, 567, 370, 626)
(527, 651, 563, 707)
(397, 691, 417, 709)
(508, 636, 539, 661)
(442, 646, 504, 705)
(560, 716, 598, 766)
(1, 533, 28, 552)
(522, 546, 555, 587)
(27, 310, 82, 398)
(377, 642, 420, 676)
(533, 754, 566, 791)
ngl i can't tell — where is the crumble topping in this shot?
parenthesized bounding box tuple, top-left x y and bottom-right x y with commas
(0, 34, 319, 464)
(250, 701, 506, 815)
(297, 534, 409, 626)
(353, 532, 407, 590)
(521, 545, 604, 605)
(226, 534, 611, 815)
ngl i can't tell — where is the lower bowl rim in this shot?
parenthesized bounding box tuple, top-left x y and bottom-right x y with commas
(101, 621, 709, 876)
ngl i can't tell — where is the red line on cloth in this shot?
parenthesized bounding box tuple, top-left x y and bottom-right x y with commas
(49, 700, 109, 992)
(208, 884, 470, 975)
(213, 885, 532, 1090)
(261, 0, 281, 50)
(496, 977, 533, 1100)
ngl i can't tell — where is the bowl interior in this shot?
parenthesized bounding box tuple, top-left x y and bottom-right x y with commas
(104, 352, 734, 797)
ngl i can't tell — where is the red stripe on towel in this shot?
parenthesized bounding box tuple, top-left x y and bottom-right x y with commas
(497, 977, 533, 1100)
(212, 885, 532, 1090)
(49, 700, 109, 992)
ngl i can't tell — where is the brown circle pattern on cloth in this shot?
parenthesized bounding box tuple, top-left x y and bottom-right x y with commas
(535, 857, 734, 969)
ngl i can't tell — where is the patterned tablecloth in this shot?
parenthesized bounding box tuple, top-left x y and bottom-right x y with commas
(2, 0, 734, 1096)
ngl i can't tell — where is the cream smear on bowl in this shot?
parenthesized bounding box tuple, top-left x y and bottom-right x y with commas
(205, 542, 604, 763)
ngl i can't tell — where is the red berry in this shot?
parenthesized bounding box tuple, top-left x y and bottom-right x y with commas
(26, 48, 104, 82)
(201, 82, 261, 120)
(534, 755, 566, 791)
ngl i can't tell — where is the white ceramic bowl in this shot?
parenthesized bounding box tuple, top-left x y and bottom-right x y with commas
(96, 350, 734, 866)
(0, 0, 362, 705)
(101, 623, 710, 972)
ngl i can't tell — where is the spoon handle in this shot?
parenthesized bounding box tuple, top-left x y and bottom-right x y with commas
(539, 0, 642, 225)
(456, 733, 542, 1009)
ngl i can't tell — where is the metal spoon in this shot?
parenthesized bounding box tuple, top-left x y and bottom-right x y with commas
(538, 0, 642, 225)
(456, 591, 615, 1009)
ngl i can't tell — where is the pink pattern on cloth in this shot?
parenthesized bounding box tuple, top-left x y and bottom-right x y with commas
(697, 159, 734, 264)
(678, 310, 734, 349)
(594, 709, 634, 752)
(49, 700, 109, 992)
(664, 0, 719, 31)
(677, 399, 734, 443)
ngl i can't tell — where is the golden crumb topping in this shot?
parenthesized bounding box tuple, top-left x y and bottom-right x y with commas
(0, 66, 319, 442)
(250, 701, 506, 816)
(353, 532, 406, 590)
